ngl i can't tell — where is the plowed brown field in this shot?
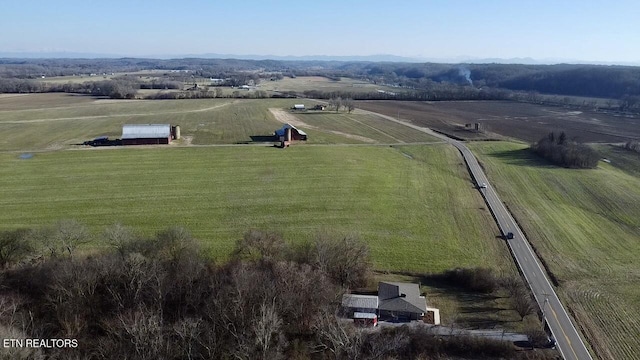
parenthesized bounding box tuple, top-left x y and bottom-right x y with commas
(357, 100, 640, 143)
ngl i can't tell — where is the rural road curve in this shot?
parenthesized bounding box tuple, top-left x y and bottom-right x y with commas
(359, 108, 594, 360)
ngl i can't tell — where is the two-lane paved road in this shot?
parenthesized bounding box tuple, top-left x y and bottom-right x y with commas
(359, 108, 593, 360)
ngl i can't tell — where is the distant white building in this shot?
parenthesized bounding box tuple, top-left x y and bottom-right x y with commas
(293, 104, 305, 110)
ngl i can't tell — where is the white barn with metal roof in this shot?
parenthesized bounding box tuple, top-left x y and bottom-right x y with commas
(121, 124, 172, 145)
(122, 124, 171, 139)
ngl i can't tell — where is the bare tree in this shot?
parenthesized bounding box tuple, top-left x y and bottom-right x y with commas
(313, 307, 364, 359)
(329, 97, 343, 112)
(513, 291, 536, 321)
(364, 329, 410, 359)
(154, 226, 198, 263)
(314, 234, 370, 288)
(343, 98, 355, 113)
(173, 317, 204, 360)
(116, 307, 166, 360)
(103, 223, 137, 258)
(41, 220, 91, 258)
(233, 230, 286, 262)
(253, 300, 283, 360)
(0, 229, 33, 268)
(0, 323, 45, 360)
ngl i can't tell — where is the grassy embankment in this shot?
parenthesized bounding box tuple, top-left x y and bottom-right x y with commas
(469, 141, 640, 360)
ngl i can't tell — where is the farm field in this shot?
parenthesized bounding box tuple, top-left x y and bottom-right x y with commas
(0, 94, 439, 151)
(595, 144, 640, 177)
(0, 145, 510, 275)
(0, 93, 538, 330)
(281, 110, 439, 144)
(358, 100, 640, 143)
(257, 76, 402, 94)
(38, 70, 173, 84)
(468, 141, 640, 360)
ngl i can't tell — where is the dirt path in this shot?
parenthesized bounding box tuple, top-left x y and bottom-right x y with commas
(268, 108, 310, 128)
(269, 108, 377, 143)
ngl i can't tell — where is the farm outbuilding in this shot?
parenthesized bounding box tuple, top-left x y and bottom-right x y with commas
(274, 123, 308, 146)
(292, 104, 305, 110)
(121, 124, 176, 145)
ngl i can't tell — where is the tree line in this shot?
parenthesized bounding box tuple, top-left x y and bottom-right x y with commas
(0, 222, 557, 359)
(3, 58, 640, 102)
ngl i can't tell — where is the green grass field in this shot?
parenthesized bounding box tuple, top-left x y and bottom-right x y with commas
(0, 94, 438, 151)
(595, 144, 640, 177)
(0, 145, 509, 275)
(297, 111, 439, 143)
(469, 141, 640, 360)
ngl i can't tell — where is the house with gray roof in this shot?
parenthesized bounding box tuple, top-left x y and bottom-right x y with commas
(342, 282, 440, 324)
(378, 282, 427, 321)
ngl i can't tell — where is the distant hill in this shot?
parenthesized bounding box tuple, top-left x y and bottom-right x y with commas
(1, 56, 640, 101)
(0, 51, 424, 63)
(2, 51, 638, 66)
(178, 53, 426, 63)
(0, 51, 124, 59)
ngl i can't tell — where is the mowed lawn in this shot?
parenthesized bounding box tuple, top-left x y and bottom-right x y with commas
(0, 144, 509, 273)
(469, 141, 640, 360)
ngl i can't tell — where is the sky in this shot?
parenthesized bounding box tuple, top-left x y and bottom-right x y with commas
(1, 0, 639, 63)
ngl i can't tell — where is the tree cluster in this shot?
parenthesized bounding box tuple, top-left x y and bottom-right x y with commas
(624, 140, 640, 153)
(144, 88, 269, 100)
(531, 132, 600, 168)
(0, 79, 140, 98)
(428, 267, 500, 293)
(301, 86, 511, 102)
(0, 225, 373, 359)
(500, 277, 537, 321)
(328, 97, 355, 113)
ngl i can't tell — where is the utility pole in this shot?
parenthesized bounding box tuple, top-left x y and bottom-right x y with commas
(541, 293, 550, 330)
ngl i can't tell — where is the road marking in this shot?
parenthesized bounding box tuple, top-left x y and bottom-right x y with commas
(549, 303, 580, 360)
